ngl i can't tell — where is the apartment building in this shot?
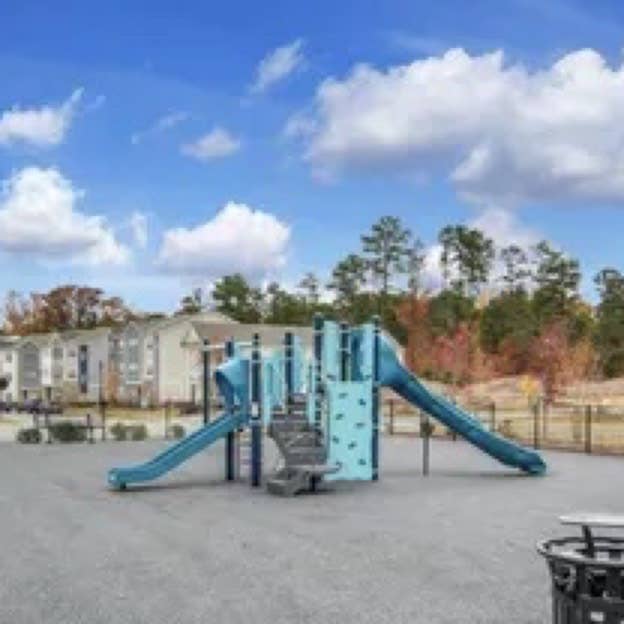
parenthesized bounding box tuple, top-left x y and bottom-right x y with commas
(1, 312, 360, 406)
(0, 336, 19, 403)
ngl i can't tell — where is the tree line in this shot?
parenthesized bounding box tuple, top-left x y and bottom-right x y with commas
(3, 216, 624, 397)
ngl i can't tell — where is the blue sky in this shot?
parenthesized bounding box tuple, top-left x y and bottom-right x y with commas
(1, 0, 624, 312)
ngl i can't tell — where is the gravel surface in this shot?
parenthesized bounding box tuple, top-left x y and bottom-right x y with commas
(1, 435, 622, 623)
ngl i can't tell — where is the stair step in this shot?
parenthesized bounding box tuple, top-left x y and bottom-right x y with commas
(270, 421, 310, 433)
(282, 431, 322, 446)
(284, 449, 327, 464)
(272, 411, 307, 420)
(266, 478, 300, 497)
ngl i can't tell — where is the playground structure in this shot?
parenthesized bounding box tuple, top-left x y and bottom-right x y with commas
(108, 316, 546, 495)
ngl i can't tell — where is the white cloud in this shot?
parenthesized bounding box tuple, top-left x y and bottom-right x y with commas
(157, 201, 290, 277)
(250, 39, 305, 94)
(131, 111, 189, 145)
(0, 89, 83, 147)
(180, 127, 241, 161)
(290, 47, 624, 205)
(0, 167, 129, 266)
(130, 211, 148, 248)
(470, 207, 539, 249)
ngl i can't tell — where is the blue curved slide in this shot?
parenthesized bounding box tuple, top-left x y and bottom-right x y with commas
(379, 338, 546, 475)
(107, 412, 245, 488)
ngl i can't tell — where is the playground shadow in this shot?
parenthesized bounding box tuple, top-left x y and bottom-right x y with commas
(384, 468, 531, 480)
(107, 477, 241, 494)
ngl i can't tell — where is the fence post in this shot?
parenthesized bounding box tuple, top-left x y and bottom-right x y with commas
(533, 401, 539, 449)
(389, 399, 395, 435)
(539, 398, 546, 446)
(164, 402, 170, 440)
(45, 411, 52, 444)
(584, 405, 592, 454)
(86, 413, 94, 444)
(101, 403, 107, 441)
(420, 409, 430, 476)
(490, 401, 496, 432)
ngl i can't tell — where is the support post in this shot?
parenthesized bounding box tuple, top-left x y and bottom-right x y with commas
(584, 404, 592, 454)
(489, 401, 496, 433)
(45, 410, 52, 444)
(372, 316, 380, 481)
(313, 314, 324, 433)
(98, 360, 106, 442)
(421, 410, 430, 476)
(389, 399, 395, 435)
(284, 331, 294, 412)
(87, 413, 94, 444)
(533, 400, 539, 450)
(202, 339, 210, 425)
(251, 333, 262, 487)
(339, 321, 350, 382)
(225, 340, 236, 482)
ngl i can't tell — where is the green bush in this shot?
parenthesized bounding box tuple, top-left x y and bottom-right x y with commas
(49, 420, 87, 443)
(169, 424, 185, 440)
(129, 424, 148, 441)
(110, 421, 128, 441)
(16, 427, 42, 444)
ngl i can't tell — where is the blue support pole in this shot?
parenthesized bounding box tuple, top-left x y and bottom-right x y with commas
(313, 315, 324, 432)
(202, 338, 210, 425)
(372, 317, 380, 481)
(251, 333, 262, 487)
(339, 322, 350, 382)
(225, 339, 235, 481)
(284, 331, 294, 412)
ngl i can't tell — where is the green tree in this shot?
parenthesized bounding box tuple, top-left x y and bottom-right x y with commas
(439, 225, 494, 295)
(406, 239, 426, 296)
(177, 288, 204, 315)
(361, 216, 411, 306)
(328, 254, 368, 309)
(532, 241, 581, 327)
(298, 272, 321, 305)
(595, 268, 624, 377)
(500, 244, 530, 291)
(212, 274, 263, 323)
(480, 290, 536, 371)
(427, 290, 476, 337)
(264, 282, 309, 325)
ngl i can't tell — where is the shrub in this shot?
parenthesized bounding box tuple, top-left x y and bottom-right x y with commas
(129, 424, 148, 441)
(169, 424, 185, 440)
(110, 421, 128, 441)
(16, 427, 42, 444)
(49, 420, 87, 443)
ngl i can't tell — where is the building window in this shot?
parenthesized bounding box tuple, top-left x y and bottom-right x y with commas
(5, 353, 12, 363)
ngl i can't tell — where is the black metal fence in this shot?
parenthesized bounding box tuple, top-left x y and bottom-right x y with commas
(383, 398, 624, 455)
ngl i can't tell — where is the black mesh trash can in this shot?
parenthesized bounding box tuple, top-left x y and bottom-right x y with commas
(538, 515, 624, 623)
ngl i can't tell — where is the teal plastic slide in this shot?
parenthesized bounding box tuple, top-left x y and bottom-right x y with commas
(107, 413, 245, 488)
(379, 337, 546, 475)
(108, 353, 251, 489)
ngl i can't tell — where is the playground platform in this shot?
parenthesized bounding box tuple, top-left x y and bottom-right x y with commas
(1, 437, 621, 623)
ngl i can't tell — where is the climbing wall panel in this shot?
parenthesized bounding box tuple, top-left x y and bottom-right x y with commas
(325, 380, 373, 481)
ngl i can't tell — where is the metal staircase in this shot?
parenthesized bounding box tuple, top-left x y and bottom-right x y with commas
(267, 394, 338, 496)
